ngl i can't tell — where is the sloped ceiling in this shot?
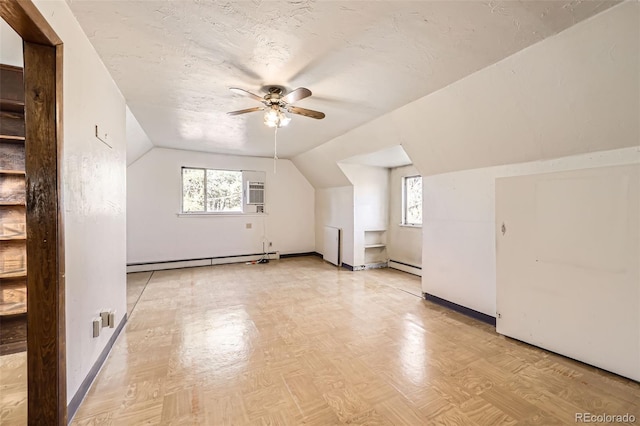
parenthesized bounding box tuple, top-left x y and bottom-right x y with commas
(67, 0, 619, 158)
(292, 1, 639, 188)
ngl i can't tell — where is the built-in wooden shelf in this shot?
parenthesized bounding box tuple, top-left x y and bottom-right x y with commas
(0, 280, 26, 316)
(1, 64, 27, 356)
(364, 244, 386, 249)
(0, 239, 26, 279)
(0, 99, 24, 113)
(0, 291, 27, 317)
(0, 235, 26, 241)
(0, 303, 27, 316)
(364, 229, 388, 265)
(0, 270, 27, 280)
(0, 135, 25, 143)
(0, 221, 26, 240)
(0, 303, 27, 317)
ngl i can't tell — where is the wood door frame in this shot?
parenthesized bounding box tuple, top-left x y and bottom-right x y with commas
(0, 1, 65, 424)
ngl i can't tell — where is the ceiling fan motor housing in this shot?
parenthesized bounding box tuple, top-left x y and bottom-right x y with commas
(228, 86, 325, 120)
(265, 86, 284, 104)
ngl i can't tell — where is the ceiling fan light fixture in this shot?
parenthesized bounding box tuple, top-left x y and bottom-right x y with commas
(228, 86, 324, 125)
(264, 107, 290, 128)
(280, 114, 291, 127)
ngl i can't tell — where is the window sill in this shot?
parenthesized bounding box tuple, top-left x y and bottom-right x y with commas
(177, 212, 267, 218)
(399, 224, 422, 228)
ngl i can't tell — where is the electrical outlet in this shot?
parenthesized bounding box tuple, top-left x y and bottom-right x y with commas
(92, 320, 100, 338)
(246, 223, 252, 229)
(100, 311, 109, 327)
(269, 242, 272, 247)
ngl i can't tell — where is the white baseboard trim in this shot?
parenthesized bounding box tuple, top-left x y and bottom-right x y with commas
(127, 252, 280, 273)
(388, 260, 422, 276)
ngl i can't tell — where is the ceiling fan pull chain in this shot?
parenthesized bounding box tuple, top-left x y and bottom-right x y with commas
(273, 126, 278, 174)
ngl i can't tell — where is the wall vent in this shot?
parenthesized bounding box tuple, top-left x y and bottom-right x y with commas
(247, 181, 265, 205)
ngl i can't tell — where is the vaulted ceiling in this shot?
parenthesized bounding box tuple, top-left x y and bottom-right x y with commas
(67, 0, 620, 159)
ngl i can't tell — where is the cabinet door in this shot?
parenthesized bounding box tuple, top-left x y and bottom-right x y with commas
(496, 164, 639, 381)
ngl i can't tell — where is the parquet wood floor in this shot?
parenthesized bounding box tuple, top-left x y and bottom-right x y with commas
(71, 257, 639, 425)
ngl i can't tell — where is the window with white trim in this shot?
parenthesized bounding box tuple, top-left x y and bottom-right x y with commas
(402, 175, 422, 226)
(182, 167, 243, 213)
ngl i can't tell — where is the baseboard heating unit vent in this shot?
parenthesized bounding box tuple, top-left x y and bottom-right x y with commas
(127, 252, 280, 273)
(388, 260, 422, 276)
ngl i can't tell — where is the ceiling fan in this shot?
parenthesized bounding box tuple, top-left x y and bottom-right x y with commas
(227, 86, 325, 128)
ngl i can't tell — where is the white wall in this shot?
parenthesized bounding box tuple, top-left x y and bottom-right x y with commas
(126, 106, 153, 166)
(127, 148, 315, 263)
(32, 0, 127, 404)
(339, 163, 389, 267)
(496, 164, 639, 381)
(0, 19, 22, 67)
(315, 186, 354, 266)
(423, 147, 640, 317)
(388, 165, 422, 268)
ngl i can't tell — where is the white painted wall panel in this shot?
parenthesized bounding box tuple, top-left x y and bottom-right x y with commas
(495, 164, 639, 381)
(32, 0, 128, 403)
(422, 147, 640, 317)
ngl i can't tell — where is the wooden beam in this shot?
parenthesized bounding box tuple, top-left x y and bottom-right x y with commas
(0, 0, 61, 46)
(24, 40, 66, 426)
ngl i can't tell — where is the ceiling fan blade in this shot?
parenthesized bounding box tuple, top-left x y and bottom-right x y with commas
(229, 87, 265, 103)
(227, 106, 264, 116)
(281, 87, 312, 104)
(287, 106, 325, 120)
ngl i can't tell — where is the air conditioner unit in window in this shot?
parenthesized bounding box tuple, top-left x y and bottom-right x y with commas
(247, 181, 265, 205)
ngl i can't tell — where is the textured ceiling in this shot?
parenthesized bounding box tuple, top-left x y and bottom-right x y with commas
(67, 0, 619, 159)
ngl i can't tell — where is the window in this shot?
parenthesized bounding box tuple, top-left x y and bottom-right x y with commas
(403, 175, 422, 226)
(182, 167, 243, 213)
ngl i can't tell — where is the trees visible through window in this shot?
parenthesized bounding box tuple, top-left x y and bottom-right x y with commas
(182, 167, 243, 213)
(403, 175, 422, 226)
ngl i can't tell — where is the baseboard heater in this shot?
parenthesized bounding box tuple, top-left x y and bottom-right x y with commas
(127, 252, 280, 273)
(388, 260, 422, 277)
